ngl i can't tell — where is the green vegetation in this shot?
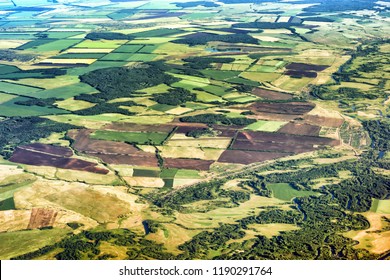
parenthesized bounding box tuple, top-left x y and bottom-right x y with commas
(181, 113, 256, 126)
(85, 32, 134, 41)
(80, 62, 179, 101)
(173, 32, 258, 46)
(266, 183, 317, 201)
(12, 229, 175, 260)
(0, 117, 79, 158)
(152, 88, 196, 106)
(0, 50, 35, 62)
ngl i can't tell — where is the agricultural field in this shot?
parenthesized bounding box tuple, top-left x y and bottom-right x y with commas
(0, 0, 389, 262)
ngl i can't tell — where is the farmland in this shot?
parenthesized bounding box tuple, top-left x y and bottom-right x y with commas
(0, 0, 389, 261)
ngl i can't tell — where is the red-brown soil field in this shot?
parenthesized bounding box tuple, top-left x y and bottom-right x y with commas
(164, 158, 214, 170)
(218, 150, 289, 165)
(251, 88, 293, 101)
(278, 122, 321, 136)
(27, 208, 58, 230)
(249, 102, 315, 116)
(10, 147, 109, 174)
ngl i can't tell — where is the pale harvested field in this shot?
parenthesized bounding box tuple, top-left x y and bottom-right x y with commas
(159, 146, 224, 161)
(175, 195, 288, 229)
(56, 98, 95, 111)
(166, 137, 232, 149)
(344, 212, 390, 254)
(13, 180, 147, 228)
(123, 177, 165, 188)
(146, 223, 202, 254)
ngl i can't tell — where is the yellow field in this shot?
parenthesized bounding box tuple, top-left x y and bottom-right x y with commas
(123, 177, 165, 188)
(0, 164, 24, 179)
(66, 48, 114, 53)
(228, 223, 300, 244)
(56, 98, 95, 111)
(13, 180, 147, 228)
(273, 75, 313, 92)
(0, 210, 32, 232)
(344, 212, 390, 254)
(167, 136, 232, 149)
(240, 71, 282, 83)
(39, 58, 97, 65)
(159, 146, 224, 161)
(23, 165, 58, 179)
(0, 40, 28, 49)
(9, 75, 80, 89)
(173, 179, 203, 189)
(55, 169, 120, 185)
(166, 107, 193, 115)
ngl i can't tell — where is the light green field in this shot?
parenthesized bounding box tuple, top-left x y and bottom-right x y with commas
(137, 84, 171, 95)
(30, 39, 82, 52)
(0, 81, 41, 95)
(21, 83, 97, 99)
(127, 53, 158, 62)
(0, 93, 16, 104)
(267, 183, 317, 201)
(0, 228, 71, 260)
(100, 52, 133, 61)
(171, 73, 210, 84)
(240, 72, 282, 83)
(370, 199, 390, 214)
(245, 121, 287, 132)
(196, 91, 224, 102)
(113, 44, 143, 53)
(74, 40, 127, 49)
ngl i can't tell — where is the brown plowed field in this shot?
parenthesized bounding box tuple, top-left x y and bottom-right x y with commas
(232, 140, 315, 153)
(21, 143, 73, 157)
(249, 102, 315, 116)
(103, 123, 176, 133)
(218, 150, 289, 165)
(285, 70, 318, 78)
(175, 125, 209, 134)
(252, 88, 294, 100)
(69, 129, 155, 157)
(87, 153, 158, 167)
(278, 122, 321, 136)
(164, 158, 214, 170)
(10, 147, 109, 174)
(286, 63, 329, 72)
(304, 115, 344, 128)
(27, 208, 57, 229)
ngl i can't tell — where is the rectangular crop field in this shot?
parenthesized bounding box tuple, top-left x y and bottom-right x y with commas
(267, 183, 317, 201)
(91, 130, 169, 145)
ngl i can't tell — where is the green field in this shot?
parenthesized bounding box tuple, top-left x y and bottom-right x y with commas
(267, 183, 317, 201)
(32, 39, 82, 52)
(370, 199, 390, 214)
(133, 168, 161, 178)
(245, 121, 287, 132)
(126, 53, 158, 62)
(201, 70, 240, 81)
(0, 97, 68, 117)
(113, 44, 143, 53)
(100, 52, 134, 61)
(34, 83, 98, 99)
(0, 228, 71, 260)
(91, 130, 169, 145)
(0, 81, 42, 95)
